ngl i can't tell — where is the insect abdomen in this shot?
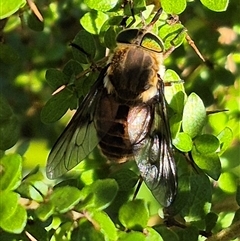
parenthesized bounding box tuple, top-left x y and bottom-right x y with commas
(95, 92, 133, 162)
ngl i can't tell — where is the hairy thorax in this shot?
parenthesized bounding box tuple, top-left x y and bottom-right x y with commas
(104, 44, 164, 103)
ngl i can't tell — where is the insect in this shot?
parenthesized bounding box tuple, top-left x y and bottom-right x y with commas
(46, 9, 178, 207)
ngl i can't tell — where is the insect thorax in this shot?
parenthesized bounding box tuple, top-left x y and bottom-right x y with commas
(104, 44, 164, 103)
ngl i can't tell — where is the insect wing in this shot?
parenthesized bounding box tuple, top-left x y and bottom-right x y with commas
(136, 132, 177, 207)
(128, 88, 177, 207)
(46, 69, 106, 179)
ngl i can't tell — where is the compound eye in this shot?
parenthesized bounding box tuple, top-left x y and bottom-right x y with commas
(116, 29, 139, 44)
(141, 33, 164, 53)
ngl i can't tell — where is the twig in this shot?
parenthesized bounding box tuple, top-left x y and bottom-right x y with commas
(27, 0, 43, 22)
(205, 221, 240, 241)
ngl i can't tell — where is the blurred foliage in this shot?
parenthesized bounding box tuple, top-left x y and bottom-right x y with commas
(0, 0, 239, 240)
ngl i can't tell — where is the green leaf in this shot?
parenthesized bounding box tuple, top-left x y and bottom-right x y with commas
(156, 226, 179, 241)
(119, 199, 149, 230)
(0, 96, 13, 122)
(194, 134, 220, 154)
(75, 71, 99, 97)
(144, 227, 163, 241)
(217, 127, 233, 155)
(159, 23, 186, 50)
(41, 88, 75, 123)
(218, 172, 237, 194)
(169, 113, 182, 139)
(164, 71, 186, 113)
(232, 208, 240, 224)
(192, 146, 221, 180)
(118, 231, 146, 241)
(164, 69, 182, 83)
(17, 182, 44, 202)
(80, 179, 118, 210)
(200, 0, 229, 12)
(50, 186, 82, 213)
(161, 0, 186, 14)
(24, 217, 48, 241)
(109, 169, 138, 191)
(0, 43, 20, 64)
(35, 202, 54, 221)
(104, 26, 118, 50)
(168, 174, 190, 216)
(180, 226, 199, 241)
(205, 212, 218, 233)
(237, 185, 240, 206)
(83, 0, 118, 11)
(27, 11, 44, 32)
(17, 171, 48, 202)
(0, 191, 19, 221)
(87, 209, 118, 241)
(21, 168, 48, 195)
(166, 87, 186, 112)
(80, 11, 109, 35)
(0, 154, 22, 191)
(182, 93, 206, 138)
(0, 97, 20, 150)
(72, 219, 105, 241)
(181, 173, 211, 220)
(0, 114, 19, 150)
(52, 221, 73, 241)
(173, 132, 192, 152)
(45, 68, 68, 89)
(63, 60, 84, 79)
(0, 0, 26, 19)
(214, 67, 235, 86)
(0, 198, 27, 234)
(123, 0, 146, 16)
(72, 30, 97, 64)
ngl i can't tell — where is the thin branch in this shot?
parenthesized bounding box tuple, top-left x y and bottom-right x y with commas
(205, 221, 240, 241)
(27, 0, 43, 22)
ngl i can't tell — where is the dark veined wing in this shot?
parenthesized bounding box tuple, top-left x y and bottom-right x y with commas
(46, 67, 108, 179)
(128, 81, 177, 207)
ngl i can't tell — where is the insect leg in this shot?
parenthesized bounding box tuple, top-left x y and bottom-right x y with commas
(132, 176, 143, 200)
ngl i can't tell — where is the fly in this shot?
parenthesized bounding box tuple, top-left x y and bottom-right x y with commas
(46, 9, 178, 207)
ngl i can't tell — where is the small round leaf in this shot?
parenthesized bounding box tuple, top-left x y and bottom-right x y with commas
(161, 0, 186, 14)
(194, 134, 220, 154)
(81, 179, 118, 210)
(217, 127, 233, 155)
(83, 0, 118, 11)
(87, 209, 118, 240)
(41, 88, 75, 123)
(182, 93, 206, 138)
(0, 191, 19, 221)
(191, 146, 221, 180)
(200, 0, 229, 12)
(0, 154, 22, 191)
(119, 199, 149, 230)
(218, 172, 237, 194)
(72, 30, 96, 64)
(50, 186, 82, 213)
(205, 212, 218, 233)
(45, 69, 67, 89)
(80, 11, 109, 35)
(173, 132, 192, 152)
(0, 0, 25, 19)
(0, 200, 27, 234)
